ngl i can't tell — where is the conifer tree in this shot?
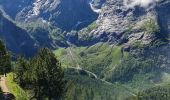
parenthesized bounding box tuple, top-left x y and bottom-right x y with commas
(0, 40, 11, 76)
(32, 48, 65, 100)
(15, 56, 29, 87)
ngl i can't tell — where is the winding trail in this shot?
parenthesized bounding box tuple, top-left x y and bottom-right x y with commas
(0, 75, 15, 100)
(0, 76, 9, 93)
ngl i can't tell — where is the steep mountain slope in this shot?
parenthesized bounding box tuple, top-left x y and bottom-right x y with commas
(0, 12, 36, 56)
(19, 21, 68, 48)
(1, 0, 170, 48)
(0, 0, 98, 31)
(76, 0, 170, 46)
(55, 41, 170, 99)
(64, 68, 133, 100)
(0, 0, 33, 19)
(0, 0, 100, 52)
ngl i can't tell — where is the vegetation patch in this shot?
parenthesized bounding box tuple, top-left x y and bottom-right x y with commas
(141, 19, 160, 34)
(137, 84, 170, 100)
(6, 73, 29, 100)
(54, 43, 128, 79)
(64, 73, 133, 100)
(87, 21, 98, 32)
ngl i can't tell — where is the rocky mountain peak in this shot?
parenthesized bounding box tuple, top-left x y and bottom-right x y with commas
(77, 0, 170, 46)
(0, 0, 170, 54)
(14, 0, 98, 30)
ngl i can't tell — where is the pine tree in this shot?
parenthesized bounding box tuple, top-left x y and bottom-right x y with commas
(0, 40, 11, 76)
(32, 48, 65, 100)
(14, 56, 29, 87)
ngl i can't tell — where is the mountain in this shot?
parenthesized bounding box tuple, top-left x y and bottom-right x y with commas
(76, 0, 170, 46)
(1, 0, 170, 100)
(0, 0, 100, 51)
(0, 12, 36, 56)
(0, 0, 33, 19)
(0, 0, 98, 31)
(54, 0, 170, 99)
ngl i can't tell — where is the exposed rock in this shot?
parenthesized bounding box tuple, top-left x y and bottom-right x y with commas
(0, 0, 170, 53)
(0, 0, 99, 31)
(78, 0, 170, 46)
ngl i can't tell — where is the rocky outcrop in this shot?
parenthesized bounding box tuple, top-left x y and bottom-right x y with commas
(77, 0, 170, 46)
(0, 0, 170, 54)
(0, 0, 98, 31)
(0, 0, 33, 19)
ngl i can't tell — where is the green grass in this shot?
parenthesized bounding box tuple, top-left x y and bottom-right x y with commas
(125, 73, 157, 92)
(64, 72, 133, 100)
(87, 21, 98, 32)
(137, 84, 170, 100)
(54, 48, 67, 57)
(141, 18, 160, 34)
(131, 41, 145, 48)
(54, 48, 74, 68)
(53, 41, 170, 100)
(6, 73, 29, 100)
(54, 43, 128, 79)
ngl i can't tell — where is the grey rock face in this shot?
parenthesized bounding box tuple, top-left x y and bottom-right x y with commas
(79, 0, 170, 46)
(0, 0, 170, 53)
(0, 0, 34, 19)
(2, 0, 98, 31)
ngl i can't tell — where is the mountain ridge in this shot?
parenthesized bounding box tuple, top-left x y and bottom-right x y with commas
(0, 11, 36, 56)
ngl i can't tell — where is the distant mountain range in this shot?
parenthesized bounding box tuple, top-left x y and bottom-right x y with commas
(0, 0, 169, 55)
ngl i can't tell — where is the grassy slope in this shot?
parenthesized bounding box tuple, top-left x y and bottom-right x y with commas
(54, 42, 128, 78)
(4, 42, 169, 100)
(133, 84, 170, 100)
(4, 72, 133, 100)
(6, 73, 29, 100)
(54, 42, 170, 100)
(64, 70, 133, 100)
(54, 43, 141, 99)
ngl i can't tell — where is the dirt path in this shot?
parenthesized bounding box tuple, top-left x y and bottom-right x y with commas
(0, 76, 9, 93)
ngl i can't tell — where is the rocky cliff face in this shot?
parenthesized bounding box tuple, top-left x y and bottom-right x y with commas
(0, 0, 170, 54)
(77, 0, 170, 47)
(1, 0, 98, 31)
(0, 0, 33, 19)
